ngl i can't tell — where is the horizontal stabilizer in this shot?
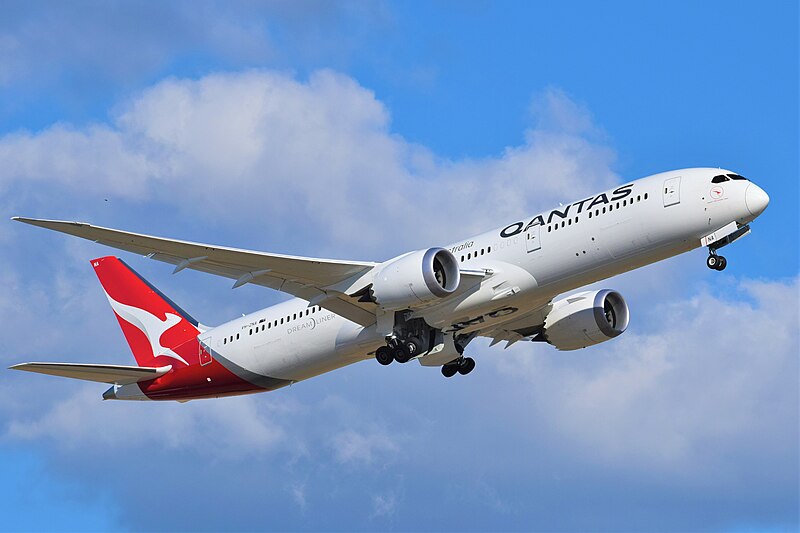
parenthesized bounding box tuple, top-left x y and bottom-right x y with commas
(9, 362, 171, 385)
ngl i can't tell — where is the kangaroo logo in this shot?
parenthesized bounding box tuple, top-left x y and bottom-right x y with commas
(104, 292, 190, 366)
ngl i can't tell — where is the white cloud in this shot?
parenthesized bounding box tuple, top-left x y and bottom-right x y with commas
(492, 276, 799, 482)
(6, 388, 290, 458)
(0, 124, 153, 198)
(0, 2, 386, 87)
(370, 491, 398, 518)
(330, 428, 401, 466)
(0, 70, 618, 258)
(289, 482, 307, 509)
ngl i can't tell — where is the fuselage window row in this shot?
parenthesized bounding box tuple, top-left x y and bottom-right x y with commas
(461, 247, 492, 262)
(545, 190, 649, 233)
(225, 306, 325, 343)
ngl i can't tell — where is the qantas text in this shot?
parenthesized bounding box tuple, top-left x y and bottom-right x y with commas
(499, 184, 634, 238)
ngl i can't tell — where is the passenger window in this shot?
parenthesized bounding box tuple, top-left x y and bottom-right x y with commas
(645, 193, 649, 200)
(236, 333, 240, 340)
(223, 338, 227, 344)
(487, 246, 491, 253)
(603, 207, 607, 213)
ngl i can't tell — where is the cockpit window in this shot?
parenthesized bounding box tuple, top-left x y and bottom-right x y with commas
(711, 175, 729, 183)
(727, 174, 747, 181)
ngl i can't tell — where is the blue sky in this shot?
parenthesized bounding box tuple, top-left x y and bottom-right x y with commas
(0, 1, 797, 531)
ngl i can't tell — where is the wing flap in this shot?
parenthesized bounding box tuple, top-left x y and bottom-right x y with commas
(9, 362, 172, 385)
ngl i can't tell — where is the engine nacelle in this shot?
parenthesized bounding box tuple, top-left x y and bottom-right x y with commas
(543, 289, 629, 351)
(371, 248, 460, 310)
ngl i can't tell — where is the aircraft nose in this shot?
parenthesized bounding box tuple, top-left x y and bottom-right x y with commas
(745, 183, 770, 217)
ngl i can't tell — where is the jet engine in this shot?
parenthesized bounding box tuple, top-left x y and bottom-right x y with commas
(543, 289, 629, 351)
(370, 248, 460, 310)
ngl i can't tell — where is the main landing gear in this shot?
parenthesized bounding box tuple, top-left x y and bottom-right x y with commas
(373, 314, 477, 378)
(374, 336, 476, 379)
(706, 251, 727, 271)
(441, 357, 475, 378)
(375, 337, 424, 365)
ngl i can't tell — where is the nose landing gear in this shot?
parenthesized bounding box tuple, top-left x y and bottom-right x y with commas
(706, 252, 727, 271)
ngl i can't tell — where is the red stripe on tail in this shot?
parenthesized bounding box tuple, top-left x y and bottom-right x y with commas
(91, 256, 201, 368)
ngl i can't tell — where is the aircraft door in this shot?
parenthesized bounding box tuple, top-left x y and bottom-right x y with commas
(525, 224, 541, 253)
(663, 177, 681, 207)
(198, 334, 213, 366)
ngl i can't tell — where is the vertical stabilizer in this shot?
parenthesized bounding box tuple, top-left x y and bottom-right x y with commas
(91, 256, 202, 368)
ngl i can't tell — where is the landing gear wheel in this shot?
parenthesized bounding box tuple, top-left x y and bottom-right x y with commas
(441, 364, 458, 378)
(716, 256, 727, 271)
(706, 255, 719, 270)
(405, 337, 423, 358)
(458, 357, 476, 375)
(375, 346, 393, 366)
(393, 345, 411, 364)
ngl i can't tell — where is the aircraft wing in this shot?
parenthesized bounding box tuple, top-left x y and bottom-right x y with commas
(13, 217, 380, 326)
(9, 362, 172, 385)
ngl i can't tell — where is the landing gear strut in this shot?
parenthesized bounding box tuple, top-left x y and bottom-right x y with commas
(706, 251, 727, 271)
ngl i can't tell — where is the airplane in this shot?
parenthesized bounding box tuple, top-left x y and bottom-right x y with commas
(9, 167, 769, 401)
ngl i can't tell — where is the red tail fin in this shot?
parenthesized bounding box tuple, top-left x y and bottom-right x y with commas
(91, 256, 201, 368)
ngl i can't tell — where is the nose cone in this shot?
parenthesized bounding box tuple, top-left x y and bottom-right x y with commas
(745, 183, 770, 217)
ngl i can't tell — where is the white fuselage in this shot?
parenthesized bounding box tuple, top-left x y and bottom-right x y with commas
(203, 168, 764, 383)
